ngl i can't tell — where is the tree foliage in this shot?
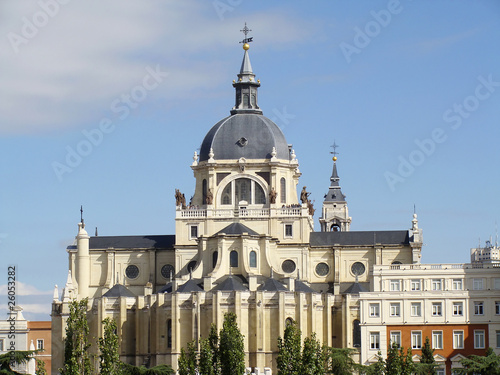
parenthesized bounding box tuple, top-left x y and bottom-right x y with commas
(178, 341, 197, 375)
(120, 363, 174, 375)
(276, 320, 302, 375)
(454, 347, 500, 375)
(99, 317, 120, 375)
(415, 337, 437, 375)
(301, 333, 324, 375)
(363, 351, 385, 375)
(385, 342, 402, 375)
(35, 358, 48, 375)
(61, 298, 92, 375)
(324, 347, 360, 375)
(0, 350, 38, 374)
(219, 312, 245, 375)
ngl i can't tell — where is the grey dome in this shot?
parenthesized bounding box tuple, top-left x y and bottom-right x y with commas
(199, 114, 290, 161)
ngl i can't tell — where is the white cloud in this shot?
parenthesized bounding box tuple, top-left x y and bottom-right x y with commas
(0, 281, 53, 296)
(0, 1, 311, 135)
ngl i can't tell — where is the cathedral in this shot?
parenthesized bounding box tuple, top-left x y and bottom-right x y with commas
(51, 35, 422, 374)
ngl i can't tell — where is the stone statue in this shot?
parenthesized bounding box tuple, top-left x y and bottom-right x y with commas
(269, 187, 277, 204)
(307, 199, 315, 216)
(175, 189, 182, 207)
(205, 189, 213, 205)
(181, 193, 186, 209)
(300, 186, 310, 204)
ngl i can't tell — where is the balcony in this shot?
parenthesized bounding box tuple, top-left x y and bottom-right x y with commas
(176, 206, 307, 219)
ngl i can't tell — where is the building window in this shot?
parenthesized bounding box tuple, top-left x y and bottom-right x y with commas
(432, 279, 442, 291)
(496, 330, 500, 348)
(412, 331, 422, 349)
(473, 278, 484, 290)
(474, 330, 485, 349)
(230, 250, 238, 267)
(212, 251, 218, 269)
(390, 331, 401, 347)
(0, 339, 3, 351)
(474, 301, 484, 315)
(202, 179, 207, 204)
(125, 265, 139, 279)
(432, 331, 443, 349)
(369, 303, 380, 318)
(495, 301, 500, 315)
(315, 262, 330, 276)
(453, 302, 463, 316)
(411, 302, 422, 317)
(411, 279, 421, 291)
(390, 280, 401, 291)
(167, 319, 172, 348)
(282, 259, 296, 274)
(353, 320, 361, 348)
(190, 225, 198, 239)
(495, 278, 500, 290)
(222, 178, 266, 206)
(36, 339, 44, 350)
(222, 183, 232, 205)
(452, 278, 463, 290)
(432, 302, 442, 317)
(453, 331, 464, 349)
(284, 224, 293, 238)
(280, 177, 286, 204)
(390, 303, 401, 317)
(436, 369, 445, 375)
(249, 251, 257, 268)
(370, 332, 380, 349)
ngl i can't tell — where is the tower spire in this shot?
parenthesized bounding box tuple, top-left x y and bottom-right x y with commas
(231, 23, 262, 115)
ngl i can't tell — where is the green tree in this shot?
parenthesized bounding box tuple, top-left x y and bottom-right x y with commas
(61, 298, 93, 375)
(301, 333, 324, 375)
(178, 341, 197, 375)
(120, 362, 173, 375)
(35, 358, 48, 375)
(276, 320, 302, 375)
(363, 351, 385, 375)
(199, 337, 215, 375)
(324, 347, 359, 375)
(385, 342, 402, 375)
(454, 347, 500, 375)
(207, 324, 220, 375)
(0, 350, 38, 374)
(219, 312, 245, 375)
(98, 317, 120, 375)
(400, 347, 415, 375)
(415, 337, 437, 375)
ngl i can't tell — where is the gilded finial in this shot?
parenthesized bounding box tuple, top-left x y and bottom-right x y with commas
(332, 156, 337, 162)
(243, 43, 250, 50)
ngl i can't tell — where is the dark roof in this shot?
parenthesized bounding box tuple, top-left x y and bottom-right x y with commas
(175, 279, 203, 293)
(89, 235, 175, 250)
(214, 223, 259, 236)
(157, 283, 172, 293)
(258, 277, 287, 292)
(310, 231, 410, 247)
(295, 280, 315, 293)
(199, 114, 290, 162)
(102, 284, 135, 298)
(213, 275, 248, 291)
(342, 282, 368, 295)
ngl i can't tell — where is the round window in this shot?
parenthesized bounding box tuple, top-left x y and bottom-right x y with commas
(351, 262, 365, 276)
(125, 265, 139, 279)
(161, 264, 175, 279)
(282, 259, 296, 273)
(315, 262, 330, 276)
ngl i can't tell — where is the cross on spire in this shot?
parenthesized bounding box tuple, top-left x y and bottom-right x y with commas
(239, 22, 253, 44)
(330, 141, 339, 157)
(80, 205, 84, 223)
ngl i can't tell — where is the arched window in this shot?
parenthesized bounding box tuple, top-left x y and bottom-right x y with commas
(330, 223, 340, 232)
(212, 251, 218, 269)
(220, 178, 266, 206)
(167, 319, 172, 348)
(285, 317, 294, 326)
(243, 94, 250, 107)
(230, 250, 238, 267)
(353, 319, 361, 347)
(249, 251, 257, 268)
(280, 177, 286, 204)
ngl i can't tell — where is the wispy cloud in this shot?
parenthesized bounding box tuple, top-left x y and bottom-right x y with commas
(415, 28, 480, 54)
(0, 1, 310, 135)
(0, 281, 53, 296)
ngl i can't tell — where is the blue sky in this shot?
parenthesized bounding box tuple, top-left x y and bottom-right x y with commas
(1, 1, 499, 321)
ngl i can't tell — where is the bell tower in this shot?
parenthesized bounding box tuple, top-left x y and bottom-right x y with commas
(319, 142, 351, 232)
